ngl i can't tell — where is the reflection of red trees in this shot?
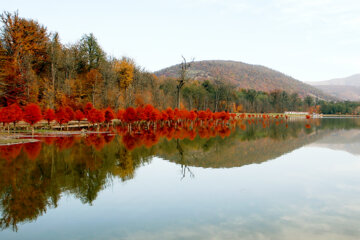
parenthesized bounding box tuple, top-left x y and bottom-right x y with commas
(55, 137, 75, 150)
(23, 142, 42, 160)
(86, 134, 106, 151)
(0, 144, 23, 162)
(42, 137, 56, 145)
(122, 133, 138, 150)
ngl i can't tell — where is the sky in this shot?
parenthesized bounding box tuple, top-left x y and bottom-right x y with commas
(1, 0, 360, 82)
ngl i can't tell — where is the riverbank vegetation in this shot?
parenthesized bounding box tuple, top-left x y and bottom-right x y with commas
(1, 11, 360, 121)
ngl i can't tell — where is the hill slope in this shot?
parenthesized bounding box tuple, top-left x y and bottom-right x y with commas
(155, 60, 334, 100)
(308, 74, 360, 101)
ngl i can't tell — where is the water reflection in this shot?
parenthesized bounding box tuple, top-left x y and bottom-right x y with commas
(0, 118, 360, 233)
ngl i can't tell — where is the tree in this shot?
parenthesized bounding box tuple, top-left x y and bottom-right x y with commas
(0, 11, 49, 104)
(23, 103, 42, 134)
(74, 110, 85, 127)
(114, 59, 134, 107)
(244, 89, 258, 112)
(8, 103, 23, 131)
(47, 32, 63, 108)
(176, 56, 191, 109)
(85, 69, 102, 106)
(55, 107, 69, 130)
(83, 102, 93, 118)
(304, 96, 314, 110)
(43, 108, 55, 126)
(78, 33, 104, 72)
(87, 108, 104, 131)
(104, 107, 115, 129)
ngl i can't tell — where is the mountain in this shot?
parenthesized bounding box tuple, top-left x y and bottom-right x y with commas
(308, 74, 360, 101)
(310, 129, 360, 155)
(155, 60, 335, 100)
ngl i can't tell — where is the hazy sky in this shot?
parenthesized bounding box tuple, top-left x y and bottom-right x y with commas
(1, 0, 360, 82)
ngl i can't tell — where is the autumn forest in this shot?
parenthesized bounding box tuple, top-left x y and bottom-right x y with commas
(0, 11, 359, 122)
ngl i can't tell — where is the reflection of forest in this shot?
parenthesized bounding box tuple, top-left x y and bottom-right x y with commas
(0, 118, 359, 231)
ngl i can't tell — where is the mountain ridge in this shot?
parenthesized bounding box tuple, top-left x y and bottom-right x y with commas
(307, 73, 360, 101)
(155, 60, 335, 100)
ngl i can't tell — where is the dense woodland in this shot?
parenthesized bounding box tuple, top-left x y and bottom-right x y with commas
(0, 11, 359, 116)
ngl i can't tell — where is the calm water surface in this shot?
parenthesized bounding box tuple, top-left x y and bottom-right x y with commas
(1, 119, 360, 240)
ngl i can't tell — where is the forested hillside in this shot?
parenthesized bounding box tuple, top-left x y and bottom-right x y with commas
(156, 60, 334, 100)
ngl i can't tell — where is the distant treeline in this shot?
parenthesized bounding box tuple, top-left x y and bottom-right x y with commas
(0, 11, 359, 114)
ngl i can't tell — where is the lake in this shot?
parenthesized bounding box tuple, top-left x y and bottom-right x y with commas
(1, 118, 360, 240)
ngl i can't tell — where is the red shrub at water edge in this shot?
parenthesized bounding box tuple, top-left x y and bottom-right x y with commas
(117, 109, 125, 121)
(55, 107, 70, 128)
(23, 103, 42, 126)
(87, 108, 105, 125)
(306, 115, 311, 119)
(160, 110, 168, 121)
(143, 104, 155, 121)
(104, 107, 115, 123)
(64, 106, 75, 121)
(83, 102, 94, 117)
(123, 107, 137, 123)
(43, 108, 55, 125)
(0, 107, 12, 127)
(188, 110, 197, 121)
(165, 108, 174, 121)
(75, 110, 85, 122)
(0, 108, 6, 126)
(8, 103, 23, 127)
(150, 108, 160, 122)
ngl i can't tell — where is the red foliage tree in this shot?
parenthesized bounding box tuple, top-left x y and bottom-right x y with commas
(0, 108, 6, 127)
(123, 107, 137, 123)
(87, 108, 105, 131)
(64, 106, 75, 121)
(117, 109, 125, 121)
(104, 107, 115, 123)
(83, 102, 94, 118)
(104, 107, 115, 129)
(23, 103, 42, 134)
(143, 104, 154, 121)
(0, 107, 13, 132)
(8, 104, 23, 129)
(55, 107, 69, 130)
(75, 110, 85, 126)
(43, 108, 55, 126)
(165, 108, 174, 121)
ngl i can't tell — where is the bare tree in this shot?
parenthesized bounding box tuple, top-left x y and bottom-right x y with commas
(176, 56, 192, 109)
